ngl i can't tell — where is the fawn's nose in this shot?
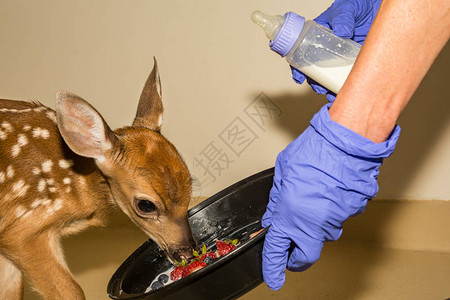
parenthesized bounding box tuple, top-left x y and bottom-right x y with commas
(172, 246, 195, 262)
(171, 231, 197, 262)
(174, 235, 197, 261)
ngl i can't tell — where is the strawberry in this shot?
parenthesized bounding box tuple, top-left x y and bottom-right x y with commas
(199, 251, 217, 261)
(170, 265, 185, 281)
(216, 240, 237, 256)
(182, 260, 207, 277)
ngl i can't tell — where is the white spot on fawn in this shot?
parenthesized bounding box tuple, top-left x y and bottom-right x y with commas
(37, 179, 46, 192)
(53, 198, 63, 211)
(46, 178, 55, 185)
(2, 192, 13, 203)
(23, 125, 31, 131)
(22, 211, 32, 219)
(46, 198, 63, 215)
(0, 130, 6, 140)
(11, 145, 20, 157)
(42, 160, 53, 173)
(32, 127, 50, 139)
(11, 134, 28, 157)
(31, 198, 51, 209)
(0, 172, 5, 183)
(12, 180, 29, 197)
(6, 166, 14, 178)
(15, 205, 27, 218)
(1, 122, 13, 133)
(17, 134, 28, 146)
(12, 180, 23, 191)
(42, 129, 50, 139)
(16, 205, 32, 219)
(31, 199, 42, 208)
(32, 167, 41, 175)
(62, 177, 72, 193)
(32, 128, 40, 137)
(58, 160, 73, 169)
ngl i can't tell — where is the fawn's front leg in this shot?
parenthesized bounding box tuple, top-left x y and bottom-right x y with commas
(10, 231, 85, 300)
(0, 253, 23, 300)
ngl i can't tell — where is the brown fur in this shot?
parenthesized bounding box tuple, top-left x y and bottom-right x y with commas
(0, 59, 195, 299)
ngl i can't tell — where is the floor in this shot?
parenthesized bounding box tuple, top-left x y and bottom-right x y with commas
(23, 200, 450, 300)
(240, 244, 450, 300)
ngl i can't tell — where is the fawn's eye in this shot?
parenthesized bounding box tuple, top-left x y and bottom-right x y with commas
(134, 198, 157, 216)
(138, 200, 156, 213)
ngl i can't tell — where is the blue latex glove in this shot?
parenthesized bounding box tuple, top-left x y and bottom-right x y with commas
(292, 0, 382, 102)
(262, 103, 400, 290)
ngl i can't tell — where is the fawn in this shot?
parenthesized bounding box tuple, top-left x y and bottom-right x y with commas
(0, 58, 196, 299)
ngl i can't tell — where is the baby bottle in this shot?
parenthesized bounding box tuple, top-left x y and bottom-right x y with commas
(251, 10, 361, 94)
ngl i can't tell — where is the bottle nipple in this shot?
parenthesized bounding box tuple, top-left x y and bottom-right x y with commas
(251, 10, 285, 41)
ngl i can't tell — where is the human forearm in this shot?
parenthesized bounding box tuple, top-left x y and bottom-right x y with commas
(329, 0, 450, 142)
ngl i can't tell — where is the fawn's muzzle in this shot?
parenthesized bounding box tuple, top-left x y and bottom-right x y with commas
(170, 223, 197, 261)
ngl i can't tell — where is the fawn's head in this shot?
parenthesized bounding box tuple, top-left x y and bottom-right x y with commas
(55, 58, 195, 261)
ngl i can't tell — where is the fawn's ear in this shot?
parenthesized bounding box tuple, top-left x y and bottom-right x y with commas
(56, 91, 116, 161)
(132, 57, 164, 132)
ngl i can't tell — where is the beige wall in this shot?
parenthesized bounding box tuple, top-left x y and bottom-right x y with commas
(0, 0, 449, 200)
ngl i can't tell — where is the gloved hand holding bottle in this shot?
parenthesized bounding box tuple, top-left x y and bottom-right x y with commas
(291, 0, 382, 102)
